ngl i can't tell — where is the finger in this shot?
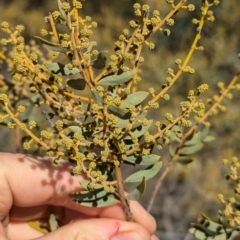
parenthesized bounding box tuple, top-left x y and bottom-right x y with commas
(151, 235, 160, 240)
(9, 202, 156, 234)
(0, 153, 83, 210)
(7, 218, 153, 240)
(0, 153, 156, 233)
(6, 221, 43, 240)
(98, 201, 156, 234)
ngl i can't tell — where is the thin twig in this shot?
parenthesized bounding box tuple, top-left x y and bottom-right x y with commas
(147, 72, 240, 212)
(115, 164, 134, 222)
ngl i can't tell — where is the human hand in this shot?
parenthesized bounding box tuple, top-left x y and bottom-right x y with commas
(0, 153, 159, 240)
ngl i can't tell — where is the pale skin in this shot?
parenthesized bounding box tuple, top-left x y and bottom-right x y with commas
(0, 153, 159, 240)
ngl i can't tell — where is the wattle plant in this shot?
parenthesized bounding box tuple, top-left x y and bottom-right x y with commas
(0, 0, 239, 235)
(189, 157, 240, 240)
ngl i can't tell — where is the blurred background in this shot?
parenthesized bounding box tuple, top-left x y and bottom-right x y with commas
(0, 0, 240, 239)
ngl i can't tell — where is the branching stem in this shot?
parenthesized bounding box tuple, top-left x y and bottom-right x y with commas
(147, 72, 240, 213)
(151, 2, 210, 104)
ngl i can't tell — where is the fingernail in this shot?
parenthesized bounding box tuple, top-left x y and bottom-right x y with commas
(111, 232, 143, 240)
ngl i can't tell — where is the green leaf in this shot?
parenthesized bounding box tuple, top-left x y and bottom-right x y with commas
(49, 214, 59, 231)
(137, 110, 148, 120)
(125, 120, 153, 140)
(91, 89, 103, 106)
(67, 78, 86, 90)
(69, 189, 120, 207)
(83, 115, 95, 125)
(98, 71, 135, 86)
(125, 154, 160, 165)
(91, 52, 107, 69)
(184, 128, 209, 146)
(107, 105, 130, 119)
(45, 62, 80, 76)
(34, 36, 68, 53)
(172, 125, 181, 131)
(108, 86, 117, 99)
(127, 177, 146, 200)
(125, 161, 162, 183)
(198, 214, 230, 234)
(168, 144, 175, 157)
(29, 115, 45, 124)
(203, 136, 215, 143)
(124, 141, 138, 151)
(189, 214, 239, 240)
(177, 158, 193, 165)
(179, 142, 204, 156)
(95, 165, 114, 181)
(189, 227, 208, 240)
(189, 227, 237, 240)
(122, 91, 149, 108)
(66, 121, 79, 127)
(169, 131, 180, 142)
(170, 126, 184, 144)
(81, 193, 119, 207)
(184, 129, 195, 142)
(211, 233, 237, 240)
(115, 118, 129, 128)
(57, 0, 67, 20)
(79, 180, 102, 190)
(189, 227, 211, 240)
(114, 110, 147, 128)
(75, 114, 95, 127)
(68, 126, 82, 134)
(79, 180, 90, 190)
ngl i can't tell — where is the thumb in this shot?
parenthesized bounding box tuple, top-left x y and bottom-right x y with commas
(37, 218, 152, 240)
